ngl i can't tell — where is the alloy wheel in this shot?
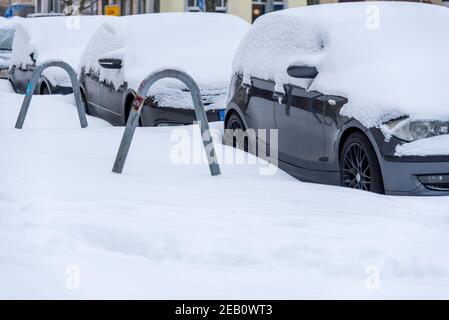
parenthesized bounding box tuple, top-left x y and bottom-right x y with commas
(342, 142, 372, 191)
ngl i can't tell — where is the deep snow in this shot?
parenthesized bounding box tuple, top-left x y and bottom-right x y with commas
(1, 80, 449, 299)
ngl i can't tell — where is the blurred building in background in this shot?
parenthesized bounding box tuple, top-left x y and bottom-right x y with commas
(1, 0, 35, 17)
(2, 0, 442, 21)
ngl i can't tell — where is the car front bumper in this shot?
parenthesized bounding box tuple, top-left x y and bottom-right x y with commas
(382, 156, 449, 196)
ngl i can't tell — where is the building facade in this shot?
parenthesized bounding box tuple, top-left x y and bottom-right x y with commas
(1, 0, 35, 16)
(29, 0, 444, 22)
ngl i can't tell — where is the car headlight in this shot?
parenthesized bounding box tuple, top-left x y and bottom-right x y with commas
(386, 119, 449, 142)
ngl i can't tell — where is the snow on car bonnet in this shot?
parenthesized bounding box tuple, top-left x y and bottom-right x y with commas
(10, 16, 114, 86)
(80, 13, 250, 110)
(233, 2, 449, 128)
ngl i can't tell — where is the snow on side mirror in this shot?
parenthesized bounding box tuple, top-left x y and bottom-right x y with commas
(287, 65, 318, 79)
(98, 58, 123, 70)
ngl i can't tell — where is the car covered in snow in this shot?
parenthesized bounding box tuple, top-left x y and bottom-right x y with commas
(226, 2, 449, 196)
(78, 13, 250, 127)
(8, 16, 113, 95)
(0, 18, 15, 78)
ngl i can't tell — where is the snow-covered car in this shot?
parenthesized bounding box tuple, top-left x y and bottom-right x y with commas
(0, 18, 14, 78)
(79, 13, 250, 126)
(226, 2, 449, 196)
(8, 16, 113, 95)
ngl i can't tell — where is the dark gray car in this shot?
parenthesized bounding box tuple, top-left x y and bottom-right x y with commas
(225, 70, 449, 196)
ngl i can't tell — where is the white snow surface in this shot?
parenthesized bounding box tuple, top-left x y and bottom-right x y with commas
(396, 135, 449, 157)
(10, 16, 114, 87)
(233, 2, 449, 128)
(0, 80, 109, 129)
(1, 80, 449, 298)
(79, 13, 250, 110)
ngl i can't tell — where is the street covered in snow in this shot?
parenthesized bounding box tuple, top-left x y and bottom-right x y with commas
(2, 1, 449, 302)
(1, 79, 449, 299)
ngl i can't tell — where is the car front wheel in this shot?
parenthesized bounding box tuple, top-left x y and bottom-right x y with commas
(340, 132, 384, 194)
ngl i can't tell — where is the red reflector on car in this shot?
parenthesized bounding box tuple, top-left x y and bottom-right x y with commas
(132, 96, 144, 111)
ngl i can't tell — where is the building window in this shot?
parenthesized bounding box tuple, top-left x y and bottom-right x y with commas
(252, 0, 285, 23)
(137, 0, 146, 13)
(121, 0, 133, 15)
(187, 0, 227, 13)
(215, 0, 227, 13)
(187, 0, 200, 12)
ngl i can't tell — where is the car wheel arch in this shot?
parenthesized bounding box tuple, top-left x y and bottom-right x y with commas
(225, 106, 248, 130)
(338, 125, 387, 189)
(39, 77, 52, 95)
(122, 89, 136, 124)
(79, 85, 88, 112)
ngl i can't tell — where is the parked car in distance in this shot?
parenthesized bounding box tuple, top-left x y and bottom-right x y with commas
(226, 2, 449, 196)
(79, 13, 250, 127)
(8, 16, 113, 95)
(0, 19, 14, 78)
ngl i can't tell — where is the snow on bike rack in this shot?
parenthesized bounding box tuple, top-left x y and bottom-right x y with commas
(15, 60, 88, 129)
(112, 68, 221, 177)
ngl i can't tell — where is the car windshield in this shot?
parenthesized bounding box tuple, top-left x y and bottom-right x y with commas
(0, 29, 15, 51)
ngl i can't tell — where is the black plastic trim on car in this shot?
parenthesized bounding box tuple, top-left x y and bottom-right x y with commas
(384, 155, 449, 163)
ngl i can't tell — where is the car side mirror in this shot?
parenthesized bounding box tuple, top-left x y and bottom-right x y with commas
(287, 65, 318, 79)
(98, 58, 122, 70)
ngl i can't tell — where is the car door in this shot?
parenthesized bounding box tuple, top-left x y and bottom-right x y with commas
(245, 78, 277, 153)
(275, 85, 326, 171)
(83, 71, 100, 112)
(99, 79, 126, 125)
(320, 95, 348, 172)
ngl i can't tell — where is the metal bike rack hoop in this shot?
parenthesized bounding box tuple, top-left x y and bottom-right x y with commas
(112, 68, 221, 177)
(15, 60, 88, 129)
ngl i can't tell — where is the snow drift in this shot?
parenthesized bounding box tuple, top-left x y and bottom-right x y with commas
(233, 2, 449, 128)
(2, 78, 449, 298)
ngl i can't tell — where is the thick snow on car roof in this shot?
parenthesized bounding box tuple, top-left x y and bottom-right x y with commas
(234, 2, 449, 128)
(10, 16, 114, 85)
(80, 13, 250, 110)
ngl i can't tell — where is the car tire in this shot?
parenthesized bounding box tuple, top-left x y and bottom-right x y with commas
(225, 112, 249, 152)
(340, 132, 385, 194)
(40, 82, 50, 95)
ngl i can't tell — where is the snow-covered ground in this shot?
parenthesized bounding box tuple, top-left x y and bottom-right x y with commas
(1, 79, 449, 299)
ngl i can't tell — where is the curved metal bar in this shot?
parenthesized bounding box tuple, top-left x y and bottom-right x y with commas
(112, 69, 221, 177)
(15, 60, 88, 129)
